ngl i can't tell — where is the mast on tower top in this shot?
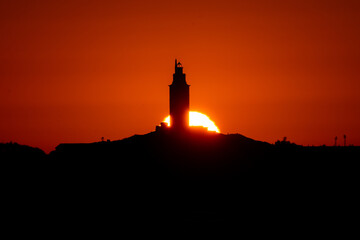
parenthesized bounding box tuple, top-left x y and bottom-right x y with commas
(174, 58, 183, 75)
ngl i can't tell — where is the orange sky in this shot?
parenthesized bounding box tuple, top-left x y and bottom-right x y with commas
(1, 0, 360, 152)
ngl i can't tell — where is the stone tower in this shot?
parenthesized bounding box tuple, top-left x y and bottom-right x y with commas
(169, 59, 190, 131)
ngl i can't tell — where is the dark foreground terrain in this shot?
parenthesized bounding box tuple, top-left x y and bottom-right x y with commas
(2, 131, 359, 231)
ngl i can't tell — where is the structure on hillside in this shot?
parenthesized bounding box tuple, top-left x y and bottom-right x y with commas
(157, 59, 190, 132)
(169, 59, 190, 131)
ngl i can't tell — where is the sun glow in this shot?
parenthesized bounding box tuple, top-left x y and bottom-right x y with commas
(163, 111, 220, 133)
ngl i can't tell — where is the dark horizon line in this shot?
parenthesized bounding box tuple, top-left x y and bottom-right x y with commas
(1, 132, 358, 155)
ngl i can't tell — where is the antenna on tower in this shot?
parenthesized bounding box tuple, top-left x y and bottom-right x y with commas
(175, 58, 182, 69)
(334, 136, 338, 147)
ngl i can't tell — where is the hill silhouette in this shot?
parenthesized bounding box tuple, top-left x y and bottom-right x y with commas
(1, 142, 46, 160)
(2, 131, 359, 229)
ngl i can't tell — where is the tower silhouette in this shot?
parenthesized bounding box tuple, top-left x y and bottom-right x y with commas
(169, 59, 190, 131)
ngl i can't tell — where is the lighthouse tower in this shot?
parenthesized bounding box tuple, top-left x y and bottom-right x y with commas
(169, 59, 190, 131)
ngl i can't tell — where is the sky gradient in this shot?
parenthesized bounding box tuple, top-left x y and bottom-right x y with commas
(1, 0, 360, 152)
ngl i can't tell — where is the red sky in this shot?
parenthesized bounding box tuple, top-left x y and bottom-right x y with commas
(1, 0, 360, 152)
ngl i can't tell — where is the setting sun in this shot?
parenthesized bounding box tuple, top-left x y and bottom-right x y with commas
(163, 111, 220, 133)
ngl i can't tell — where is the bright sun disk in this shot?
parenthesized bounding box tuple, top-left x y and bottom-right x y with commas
(163, 111, 220, 133)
